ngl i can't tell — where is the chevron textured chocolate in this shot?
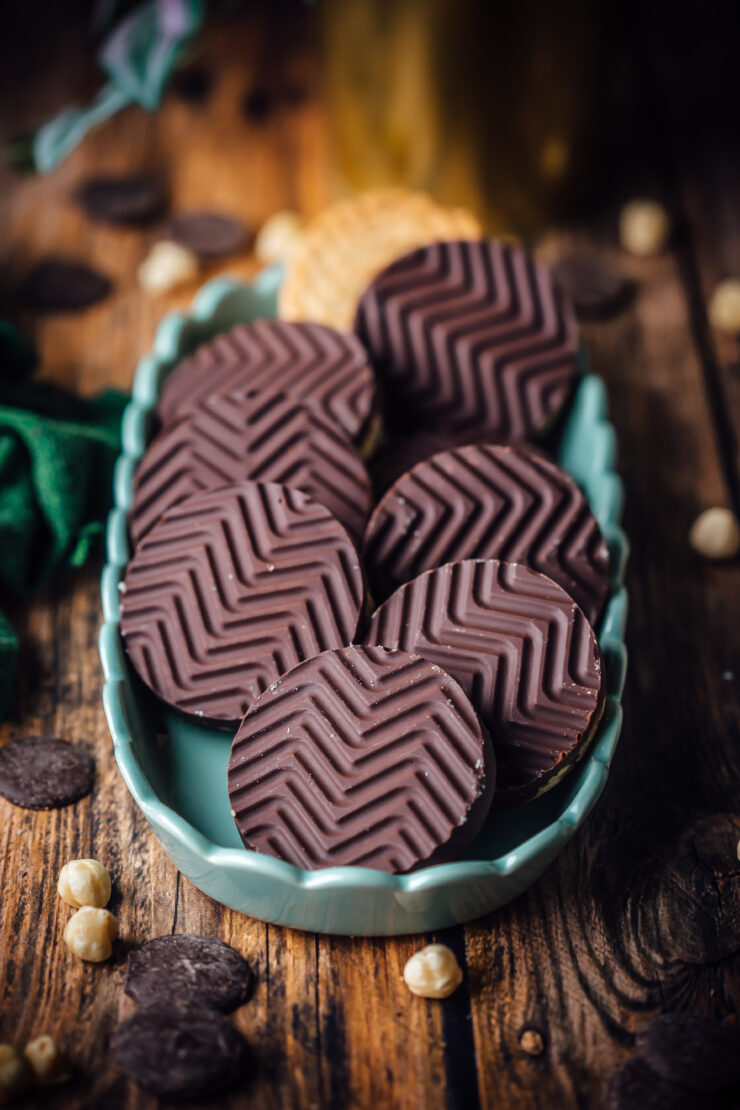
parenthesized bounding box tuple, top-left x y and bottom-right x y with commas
(156, 319, 377, 443)
(368, 427, 493, 496)
(228, 645, 495, 872)
(354, 239, 580, 438)
(364, 559, 604, 803)
(120, 482, 365, 723)
(363, 443, 610, 624)
(130, 388, 372, 547)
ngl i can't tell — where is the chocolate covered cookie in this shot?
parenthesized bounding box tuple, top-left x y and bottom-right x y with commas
(365, 559, 604, 804)
(363, 443, 610, 624)
(156, 319, 376, 446)
(0, 736, 94, 809)
(228, 645, 494, 872)
(121, 482, 365, 723)
(125, 935, 252, 1012)
(129, 388, 372, 546)
(355, 239, 579, 438)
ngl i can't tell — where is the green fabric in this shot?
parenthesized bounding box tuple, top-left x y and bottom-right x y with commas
(0, 375, 127, 716)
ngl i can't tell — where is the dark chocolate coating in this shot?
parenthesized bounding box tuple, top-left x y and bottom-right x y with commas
(19, 258, 111, 313)
(364, 559, 604, 804)
(363, 442, 610, 624)
(0, 736, 94, 809)
(354, 239, 579, 438)
(112, 1001, 248, 1099)
(607, 1057, 714, 1110)
(121, 482, 365, 723)
(157, 319, 376, 443)
(125, 935, 252, 1012)
(368, 428, 497, 496)
(77, 174, 166, 226)
(167, 211, 248, 259)
(228, 645, 495, 872)
(636, 1013, 740, 1093)
(129, 388, 372, 546)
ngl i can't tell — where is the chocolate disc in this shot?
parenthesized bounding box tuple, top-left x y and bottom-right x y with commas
(167, 212, 248, 259)
(607, 1057, 714, 1110)
(636, 1014, 740, 1093)
(156, 319, 376, 444)
(129, 388, 372, 547)
(364, 559, 604, 804)
(19, 258, 111, 313)
(363, 443, 610, 624)
(112, 1001, 248, 1099)
(354, 239, 580, 438)
(228, 645, 495, 872)
(77, 174, 166, 226)
(368, 428, 493, 496)
(125, 935, 252, 1012)
(121, 482, 365, 723)
(0, 736, 94, 809)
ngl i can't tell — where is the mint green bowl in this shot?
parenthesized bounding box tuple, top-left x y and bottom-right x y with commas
(99, 266, 628, 936)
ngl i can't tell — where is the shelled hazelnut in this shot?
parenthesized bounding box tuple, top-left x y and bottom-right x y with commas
(403, 944, 463, 999)
(63, 907, 119, 963)
(58, 859, 111, 909)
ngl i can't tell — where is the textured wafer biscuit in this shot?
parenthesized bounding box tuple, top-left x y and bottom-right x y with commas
(120, 482, 365, 723)
(228, 645, 494, 872)
(355, 239, 580, 438)
(157, 319, 377, 445)
(363, 443, 610, 624)
(130, 388, 372, 546)
(365, 559, 604, 804)
(279, 189, 482, 331)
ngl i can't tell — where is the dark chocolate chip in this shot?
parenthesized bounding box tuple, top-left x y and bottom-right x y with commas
(242, 86, 272, 123)
(0, 736, 94, 809)
(19, 259, 111, 313)
(171, 64, 213, 105)
(608, 1057, 715, 1110)
(125, 935, 252, 1012)
(77, 174, 167, 226)
(167, 212, 248, 260)
(111, 1001, 248, 1099)
(636, 1013, 740, 1093)
(551, 250, 632, 320)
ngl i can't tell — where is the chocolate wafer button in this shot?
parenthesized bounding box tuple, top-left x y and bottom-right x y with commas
(156, 319, 377, 445)
(354, 239, 580, 438)
(364, 559, 604, 804)
(120, 481, 365, 724)
(363, 443, 610, 624)
(129, 387, 372, 547)
(228, 645, 495, 872)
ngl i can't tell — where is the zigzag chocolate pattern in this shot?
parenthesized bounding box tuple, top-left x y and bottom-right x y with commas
(120, 482, 365, 723)
(363, 443, 610, 624)
(227, 645, 495, 872)
(130, 388, 372, 547)
(354, 239, 580, 438)
(156, 319, 376, 442)
(364, 559, 604, 803)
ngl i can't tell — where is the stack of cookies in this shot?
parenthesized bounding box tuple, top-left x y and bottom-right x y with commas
(120, 190, 609, 874)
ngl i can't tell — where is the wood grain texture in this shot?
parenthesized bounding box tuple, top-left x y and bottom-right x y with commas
(1, 4, 739, 1109)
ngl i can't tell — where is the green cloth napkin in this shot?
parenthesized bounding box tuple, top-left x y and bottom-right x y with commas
(0, 375, 127, 717)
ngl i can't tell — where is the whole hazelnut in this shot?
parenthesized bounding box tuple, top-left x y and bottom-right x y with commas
(23, 1036, 70, 1087)
(689, 507, 740, 560)
(58, 859, 111, 909)
(403, 944, 463, 999)
(0, 1044, 31, 1104)
(619, 199, 670, 257)
(63, 906, 119, 963)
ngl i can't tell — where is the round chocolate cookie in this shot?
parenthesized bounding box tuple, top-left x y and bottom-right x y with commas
(368, 428, 494, 496)
(125, 935, 252, 1012)
(167, 212, 248, 259)
(0, 736, 94, 809)
(121, 481, 365, 723)
(77, 174, 166, 226)
(112, 1001, 248, 1100)
(354, 239, 580, 439)
(608, 1057, 714, 1110)
(228, 645, 495, 872)
(19, 258, 111, 313)
(129, 387, 372, 547)
(636, 1013, 740, 1093)
(363, 443, 610, 624)
(156, 319, 377, 446)
(364, 559, 604, 804)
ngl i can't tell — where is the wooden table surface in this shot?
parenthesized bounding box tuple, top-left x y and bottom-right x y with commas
(1, 5, 739, 1108)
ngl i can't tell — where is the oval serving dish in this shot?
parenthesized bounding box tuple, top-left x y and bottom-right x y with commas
(99, 265, 629, 936)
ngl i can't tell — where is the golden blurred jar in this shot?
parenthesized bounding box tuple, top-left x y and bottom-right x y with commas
(320, 0, 610, 232)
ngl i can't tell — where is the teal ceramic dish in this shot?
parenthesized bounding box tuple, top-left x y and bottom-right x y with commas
(99, 266, 628, 936)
